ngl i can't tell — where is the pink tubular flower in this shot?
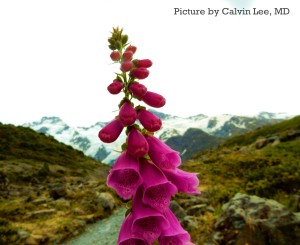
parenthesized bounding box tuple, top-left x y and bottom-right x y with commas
(129, 82, 147, 98)
(98, 119, 124, 143)
(107, 151, 143, 200)
(159, 208, 194, 245)
(119, 101, 137, 126)
(131, 187, 170, 243)
(134, 59, 152, 68)
(145, 134, 181, 170)
(137, 109, 162, 132)
(123, 50, 134, 61)
(107, 80, 123, 94)
(141, 91, 166, 108)
(163, 168, 200, 195)
(121, 61, 134, 72)
(139, 158, 177, 211)
(131, 67, 149, 79)
(127, 128, 149, 158)
(117, 213, 147, 245)
(110, 51, 120, 61)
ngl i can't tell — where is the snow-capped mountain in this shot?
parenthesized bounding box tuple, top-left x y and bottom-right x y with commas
(23, 111, 293, 165)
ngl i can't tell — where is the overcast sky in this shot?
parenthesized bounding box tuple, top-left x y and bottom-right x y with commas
(0, 0, 299, 127)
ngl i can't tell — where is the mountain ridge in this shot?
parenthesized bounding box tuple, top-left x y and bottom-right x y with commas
(21, 111, 294, 164)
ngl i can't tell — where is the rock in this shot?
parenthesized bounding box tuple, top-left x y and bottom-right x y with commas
(169, 200, 187, 221)
(96, 192, 115, 210)
(186, 204, 207, 216)
(25, 234, 49, 245)
(48, 183, 67, 199)
(18, 229, 30, 240)
(53, 198, 71, 208)
(181, 215, 199, 231)
(208, 193, 300, 245)
(31, 209, 56, 218)
(32, 198, 51, 205)
(255, 137, 268, 149)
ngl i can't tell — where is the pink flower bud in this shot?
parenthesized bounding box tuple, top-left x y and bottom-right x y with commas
(127, 128, 149, 158)
(119, 101, 137, 126)
(138, 109, 162, 132)
(120, 61, 133, 72)
(107, 80, 123, 94)
(122, 50, 133, 61)
(110, 51, 120, 61)
(141, 91, 166, 108)
(129, 82, 147, 98)
(131, 68, 149, 80)
(135, 59, 152, 68)
(125, 45, 137, 54)
(98, 119, 124, 143)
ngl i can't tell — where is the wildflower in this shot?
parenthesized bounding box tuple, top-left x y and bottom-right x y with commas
(121, 61, 134, 72)
(117, 213, 147, 245)
(98, 118, 123, 143)
(107, 151, 143, 200)
(123, 50, 134, 61)
(119, 101, 137, 126)
(141, 91, 166, 108)
(110, 51, 120, 61)
(131, 67, 149, 79)
(139, 158, 177, 210)
(145, 134, 181, 169)
(129, 82, 147, 98)
(137, 109, 162, 132)
(159, 208, 194, 245)
(131, 187, 170, 243)
(162, 168, 200, 195)
(125, 45, 137, 54)
(134, 59, 153, 68)
(107, 80, 123, 94)
(127, 128, 149, 158)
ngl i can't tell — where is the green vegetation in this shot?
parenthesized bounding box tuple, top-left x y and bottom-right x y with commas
(180, 115, 300, 243)
(0, 123, 116, 244)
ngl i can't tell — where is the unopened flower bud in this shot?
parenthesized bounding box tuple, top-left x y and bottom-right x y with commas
(98, 119, 124, 143)
(125, 45, 137, 54)
(129, 82, 147, 98)
(134, 59, 153, 68)
(110, 51, 120, 61)
(121, 61, 134, 72)
(138, 109, 162, 132)
(127, 128, 149, 158)
(141, 91, 166, 108)
(107, 80, 123, 94)
(131, 68, 149, 80)
(123, 50, 134, 61)
(119, 101, 137, 126)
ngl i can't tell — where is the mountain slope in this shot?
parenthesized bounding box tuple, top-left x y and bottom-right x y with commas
(0, 123, 114, 244)
(165, 128, 223, 160)
(22, 112, 292, 164)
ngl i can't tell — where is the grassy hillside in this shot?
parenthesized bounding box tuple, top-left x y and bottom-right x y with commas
(179, 116, 300, 243)
(0, 123, 116, 244)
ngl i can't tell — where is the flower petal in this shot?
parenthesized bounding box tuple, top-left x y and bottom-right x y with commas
(139, 158, 177, 210)
(127, 128, 149, 158)
(163, 169, 200, 195)
(118, 213, 147, 245)
(145, 135, 181, 170)
(131, 187, 169, 243)
(107, 151, 143, 199)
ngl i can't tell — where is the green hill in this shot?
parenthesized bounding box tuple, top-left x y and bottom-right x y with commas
(179, 116, 300, 243)
(183, 115, 300, 204)
(0, 123, 114, 244)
